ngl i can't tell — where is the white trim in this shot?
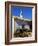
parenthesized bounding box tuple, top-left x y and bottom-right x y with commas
(9, 4, 35, 42)
(32, 6, 35, 40)
(9, 4, 11, 40)
(12, 17, 14, 38)
(11, 4, 35, 7)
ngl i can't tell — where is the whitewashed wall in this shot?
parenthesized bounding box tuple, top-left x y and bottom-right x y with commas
(37, 3, 38, 42)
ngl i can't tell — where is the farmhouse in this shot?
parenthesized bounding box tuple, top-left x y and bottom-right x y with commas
(12, 16, 32, 37)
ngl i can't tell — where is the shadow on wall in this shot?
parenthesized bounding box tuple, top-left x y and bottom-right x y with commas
(14, 21, 32, 37)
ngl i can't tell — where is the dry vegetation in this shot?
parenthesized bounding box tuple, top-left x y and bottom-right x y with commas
(14, 29, 32, 37)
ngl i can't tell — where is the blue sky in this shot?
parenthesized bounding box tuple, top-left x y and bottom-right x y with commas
(11, 6, 32, 20)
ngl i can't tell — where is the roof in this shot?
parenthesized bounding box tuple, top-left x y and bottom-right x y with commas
(12, 16, 32, 22)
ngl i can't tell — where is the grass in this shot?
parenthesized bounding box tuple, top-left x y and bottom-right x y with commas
(14, 29, 32, 37)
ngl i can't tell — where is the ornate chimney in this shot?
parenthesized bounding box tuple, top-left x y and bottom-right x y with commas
(20, 10, 23, 18)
